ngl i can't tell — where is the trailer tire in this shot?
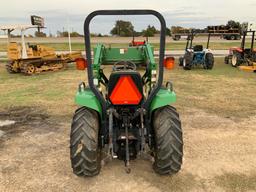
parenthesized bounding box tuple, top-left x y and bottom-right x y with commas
(230, 35, 236, 40)
(205, 53, 214, 69)
(153, 106, 183, 175)
(70, 107, 101, 177)
(173, 35, 181, 41)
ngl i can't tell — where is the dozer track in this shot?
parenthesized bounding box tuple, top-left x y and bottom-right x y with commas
(20, 59, 68, 75)
(5, 61, 20, 73)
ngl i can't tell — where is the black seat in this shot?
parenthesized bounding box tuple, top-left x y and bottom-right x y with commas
(108, 71, 143, 104)
(194, 45, 203, 52)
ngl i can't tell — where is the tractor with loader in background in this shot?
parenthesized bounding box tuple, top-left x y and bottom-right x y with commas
(70, 10, 183, 176)
(224, 30, 256, 72)
(179, 32, 214, 70)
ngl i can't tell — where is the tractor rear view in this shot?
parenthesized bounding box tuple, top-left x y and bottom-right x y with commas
(70, 10, 183, 176)
(179, 32, 214, 70)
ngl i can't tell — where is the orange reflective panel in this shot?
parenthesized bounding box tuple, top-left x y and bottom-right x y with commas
(110, 76, 142, 105)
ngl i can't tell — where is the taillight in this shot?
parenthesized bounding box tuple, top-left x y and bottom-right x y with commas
(110, 76, 142, 105)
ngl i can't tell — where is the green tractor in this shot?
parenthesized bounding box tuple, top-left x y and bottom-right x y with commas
(70, 10, 183, 176)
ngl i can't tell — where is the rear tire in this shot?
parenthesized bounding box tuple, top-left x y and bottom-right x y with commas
(179, 57, 183, 66)
(205, 53, 214, 69)
(183, 52, 193, 70)
(224, 56, 229, 64)
(70, 107, 101, 177)
(153, 106, 183, 175)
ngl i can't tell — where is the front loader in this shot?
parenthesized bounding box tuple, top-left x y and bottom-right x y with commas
(70, 10, 183, 176)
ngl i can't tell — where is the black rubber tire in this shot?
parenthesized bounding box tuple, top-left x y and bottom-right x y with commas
(224, 56, 229, 64)
(173, 35, 181, 41)
(179, 57, 183, 66)
(183, 52, 193, 70)
(70, 107, 101, 177)
(153, 105, 183, 175)
(231, 53, 242, 67)
(205, 53, 214, 69)
(230, 35, 235, 40)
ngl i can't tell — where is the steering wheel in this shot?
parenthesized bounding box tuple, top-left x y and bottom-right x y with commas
(113, 60, 136, 71)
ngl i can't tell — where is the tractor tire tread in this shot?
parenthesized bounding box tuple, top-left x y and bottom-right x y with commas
(205, 53, 214, 69)
(153, 105, 183, 175)
(70, 107, 101, 177)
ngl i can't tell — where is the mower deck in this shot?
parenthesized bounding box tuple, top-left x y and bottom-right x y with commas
(239, 64, 256, 72)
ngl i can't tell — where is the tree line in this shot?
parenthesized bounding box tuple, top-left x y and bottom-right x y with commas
(15, 19, 242, 38)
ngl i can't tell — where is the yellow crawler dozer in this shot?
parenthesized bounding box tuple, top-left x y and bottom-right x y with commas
(7, 42, 82, 75)
(1, 24, 82, 75)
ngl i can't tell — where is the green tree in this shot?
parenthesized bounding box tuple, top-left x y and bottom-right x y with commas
(57, 31, 83, 37)
(70, 31, 83, 37)
(227, 20, 241, 29)
(166, 28, 171, 36)
(142, 25, 158, 37)
(170, 26, 190, 34)
(34, 31, 46, 37)
(110, 20, 135, 37)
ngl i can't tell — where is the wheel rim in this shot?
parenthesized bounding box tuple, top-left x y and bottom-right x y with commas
(26, 65, 35, 74)
(231, 55, 237, 66)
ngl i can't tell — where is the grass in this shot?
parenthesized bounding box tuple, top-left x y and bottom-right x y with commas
(168, 57, 256, 118)
(0, 57, 255, 119)
(0, 41, 251, 52)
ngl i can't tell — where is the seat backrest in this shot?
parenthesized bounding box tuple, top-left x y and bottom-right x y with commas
(194, 45, 203, 52)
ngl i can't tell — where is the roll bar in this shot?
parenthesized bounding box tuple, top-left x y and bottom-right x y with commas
(84, 10, 166, 116)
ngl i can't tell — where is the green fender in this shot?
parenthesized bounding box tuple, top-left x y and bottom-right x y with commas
(150, 88, 177, 112)
(75, 88, 175, 115)
(75, 88, 102, 115)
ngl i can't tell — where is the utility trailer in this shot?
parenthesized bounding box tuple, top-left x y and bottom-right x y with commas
(207, 25, 241, 40)
(171, 27, 191, 41)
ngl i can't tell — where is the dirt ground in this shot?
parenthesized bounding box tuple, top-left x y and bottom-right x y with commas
(0, 60, 256, 192)
(0, 106, 256, 192)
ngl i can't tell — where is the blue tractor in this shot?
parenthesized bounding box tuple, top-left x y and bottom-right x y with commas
(179, 32, 214, 70)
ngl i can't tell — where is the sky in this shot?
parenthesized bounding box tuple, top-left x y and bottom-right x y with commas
(0, 0, 256, 35)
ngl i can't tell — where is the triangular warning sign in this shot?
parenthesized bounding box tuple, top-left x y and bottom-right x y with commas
(110, 76, 142, 105)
